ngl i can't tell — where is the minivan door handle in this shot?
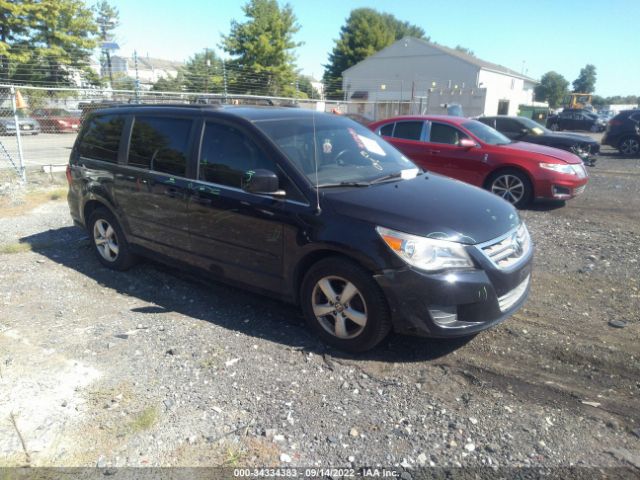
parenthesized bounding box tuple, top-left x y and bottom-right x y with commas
(191, 193, 212, 206)
(428, 149, 441, 154)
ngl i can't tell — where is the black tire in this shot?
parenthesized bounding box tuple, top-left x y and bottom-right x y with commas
(486, 168, 533, 208)
(88, 207, 137, 270)
(618, 136, 640, 157)
(300, 257, 392, 352)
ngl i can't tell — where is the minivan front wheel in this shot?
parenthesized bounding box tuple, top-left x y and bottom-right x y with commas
(89, 208, 136, 270)
(619, 137, 640, 157)
(487, 169, 532, 208)
(301, 257, 391, 352)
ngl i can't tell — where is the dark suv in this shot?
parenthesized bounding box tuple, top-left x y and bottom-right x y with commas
(67, 105, 533, 352)
(546, 109, 606, 132)
(601, 110, 640, 156)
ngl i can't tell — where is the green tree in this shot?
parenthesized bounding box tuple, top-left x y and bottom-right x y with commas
(535, 71, 569, 108)
(221, 0, 301, 96)
(572, 64, 596, 93)
(94, 0, 119, 86)
(323, 8, 426, 99)
(0, 0, 33, 81)
(182, 49, 223, 93)
(296, 75, 319, 99)
(152, 72, 186, 92)
(26, 0, 99, 86)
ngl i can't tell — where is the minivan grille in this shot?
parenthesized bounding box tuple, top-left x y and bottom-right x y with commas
(478, 223, 531, 270)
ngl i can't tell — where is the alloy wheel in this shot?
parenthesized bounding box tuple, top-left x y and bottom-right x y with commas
(491, 174, 525, 204)
(311, 276, 367, 339)
(620, 138, 640, 156)
(93, 218, 120, 262)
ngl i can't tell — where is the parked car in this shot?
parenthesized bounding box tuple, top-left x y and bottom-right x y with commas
(0, 109, 40, 135)
(31, 108, 81, 133)
(369, 115, 588, 208)
(601, 109, 640, 157)
(546, 109, 606, 132)
(67, 105, 533, 352)
(478, 116, 599, 166)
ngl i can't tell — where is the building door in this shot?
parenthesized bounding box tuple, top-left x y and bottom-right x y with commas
(497, 100, 510, 115)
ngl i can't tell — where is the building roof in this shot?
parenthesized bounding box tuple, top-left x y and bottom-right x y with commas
(112, 55, 184, 71)
(344, 37, 538, 83)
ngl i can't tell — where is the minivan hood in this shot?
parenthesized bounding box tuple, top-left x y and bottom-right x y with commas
(503, 141, 583, 164)
(323, 173, 520, 245)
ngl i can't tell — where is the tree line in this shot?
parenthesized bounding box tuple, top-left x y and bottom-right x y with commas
(1, 0, 636, 105)
(0, 0, 432, 98)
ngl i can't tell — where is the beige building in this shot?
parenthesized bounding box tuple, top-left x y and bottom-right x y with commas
(342, 37, 538, 119)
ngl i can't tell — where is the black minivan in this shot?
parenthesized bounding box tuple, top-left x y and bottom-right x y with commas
(67, 105, 533, 352)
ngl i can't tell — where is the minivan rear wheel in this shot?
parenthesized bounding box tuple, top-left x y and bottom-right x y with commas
(300, 257, 391, 352)
(619, 136, 640, 157)
(487, 169, 532, 208)
(88, 208, 137, 270)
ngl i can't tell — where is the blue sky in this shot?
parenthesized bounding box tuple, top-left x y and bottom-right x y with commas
(108, 0, 638, 97)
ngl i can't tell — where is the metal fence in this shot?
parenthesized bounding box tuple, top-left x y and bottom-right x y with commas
(0, 84, 455, 180)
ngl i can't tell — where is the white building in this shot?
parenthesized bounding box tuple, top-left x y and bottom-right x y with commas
(342, 37, 538, 119)
(109, 55, 184, 86)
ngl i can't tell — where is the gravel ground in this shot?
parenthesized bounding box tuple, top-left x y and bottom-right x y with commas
(0, 142, 639, 473)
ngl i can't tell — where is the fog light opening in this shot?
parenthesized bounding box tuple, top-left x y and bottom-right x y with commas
(552, 185, 571, 200)
(429, 306, 458, 326)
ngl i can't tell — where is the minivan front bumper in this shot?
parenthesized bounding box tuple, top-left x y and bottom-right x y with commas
(374, 250, 532, 338)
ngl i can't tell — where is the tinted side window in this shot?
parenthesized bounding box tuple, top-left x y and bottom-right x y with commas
(429, 123, 468, 145)
(199, 122, 275, 189)
(78, 114, 125, 163)
(393, 121, 423, 141)
(379, 123, 394, 136)
(496, 118, 523, 133)
(128, 116, 192, 176)
(478, 118, 495, 128)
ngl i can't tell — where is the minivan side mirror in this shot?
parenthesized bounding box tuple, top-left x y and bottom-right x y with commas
(459, 138, 477, 149)
(242, 169, 285, 196)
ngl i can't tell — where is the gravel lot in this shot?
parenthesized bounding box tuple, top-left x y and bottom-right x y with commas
(0, 140, 639, 473)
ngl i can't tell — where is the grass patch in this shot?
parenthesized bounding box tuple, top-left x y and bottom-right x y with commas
(128, 406, 158, 433)
(221, 444, 247, 467)
(47, 187, 68, 201)
(0, 185, 67, 217)
(0, 243, 32, 254)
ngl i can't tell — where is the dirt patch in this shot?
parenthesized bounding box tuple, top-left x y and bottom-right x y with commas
(0, 147, 638, 470)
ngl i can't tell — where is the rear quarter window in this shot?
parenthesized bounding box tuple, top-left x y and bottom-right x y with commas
(78, 114, 126, 163)
(128, 116, 193, 176)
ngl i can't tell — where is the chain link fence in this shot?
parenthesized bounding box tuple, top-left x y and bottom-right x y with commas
(1, 82, 478, 180)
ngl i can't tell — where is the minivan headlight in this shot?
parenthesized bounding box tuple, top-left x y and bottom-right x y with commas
(376, 226, 474, 272)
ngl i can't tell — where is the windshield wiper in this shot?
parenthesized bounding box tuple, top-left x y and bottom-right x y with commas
(318, 181, 371, 188)
(370, 169, 423, 184)
(369, 172, 404, 184)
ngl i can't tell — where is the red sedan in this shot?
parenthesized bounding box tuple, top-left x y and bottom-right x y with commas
(369, 115, 588, 207)
(31, 108, 81, 133)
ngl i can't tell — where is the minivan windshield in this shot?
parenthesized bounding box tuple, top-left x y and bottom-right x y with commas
(255, 115, 419, 187)
(462, 120, 512, 145)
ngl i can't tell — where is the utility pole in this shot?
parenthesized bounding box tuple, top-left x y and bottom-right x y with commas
(205, 48, 210, 94)
(222, 59, 228, 102)
(133, 50, 140, 102)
